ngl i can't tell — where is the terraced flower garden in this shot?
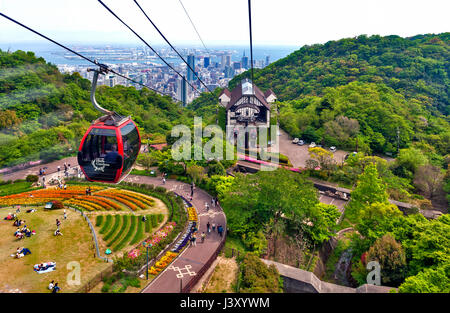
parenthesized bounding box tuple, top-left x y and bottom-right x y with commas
(0, 185, 157, 212)
(95, 213, 165, 252)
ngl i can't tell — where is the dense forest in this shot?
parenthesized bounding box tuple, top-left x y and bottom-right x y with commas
(229, 33, 449, 157)
(0, 49, 192, 168)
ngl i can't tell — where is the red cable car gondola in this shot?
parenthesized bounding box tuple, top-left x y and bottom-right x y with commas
(78, 66, 141, 183)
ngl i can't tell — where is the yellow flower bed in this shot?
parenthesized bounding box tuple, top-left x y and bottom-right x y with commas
(148, 251, 178, 275)
(187, 207, 197, 221)
(115, 190, 156, 207)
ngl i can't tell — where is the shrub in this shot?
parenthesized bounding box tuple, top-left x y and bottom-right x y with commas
(155, 186, 166, 194)
(25, 175, 39, 183)
(157, 213, 164, 223)
(50, 200, 64, 210)
(238, 253, 283, 293)
(101, 283, 111, 293)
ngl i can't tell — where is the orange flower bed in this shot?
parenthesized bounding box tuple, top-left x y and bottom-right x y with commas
(115, 190, 155, 207)
(74, 196, 122, 211)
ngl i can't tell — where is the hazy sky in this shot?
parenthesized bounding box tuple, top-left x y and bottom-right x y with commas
(0, 0, 448, 47)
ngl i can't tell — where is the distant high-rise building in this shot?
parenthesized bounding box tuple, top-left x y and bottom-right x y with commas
(224, 65, 234, 78)
(177, 78, 188, 107)
(225, 54, 231, 67)
(187, 54, 195, 81)
(203, 56, 210, 68)
(265, 55, 270, 66)
(107, 75, 117, 87)
(241, 51, 249, 69)
(233, 62, 241, 70)
(221, 54, 231, 69)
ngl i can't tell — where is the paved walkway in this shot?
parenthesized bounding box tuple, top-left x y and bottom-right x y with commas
(124, 175, 226, 293)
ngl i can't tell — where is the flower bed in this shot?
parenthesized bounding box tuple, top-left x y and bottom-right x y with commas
(114, 190, 155, 207)
(187, 207, 197, 221)
(148, 251, 178, 275)
(144, 222, 176, 246)
(171, 221, 195, 253)
(95, 193, 140, 211)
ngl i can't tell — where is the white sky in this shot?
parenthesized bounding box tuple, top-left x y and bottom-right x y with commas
(0, 0, 449, 47)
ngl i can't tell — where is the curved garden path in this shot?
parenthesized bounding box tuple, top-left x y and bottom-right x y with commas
(5, 157, 227, 293)
(124, 175, 226, 293)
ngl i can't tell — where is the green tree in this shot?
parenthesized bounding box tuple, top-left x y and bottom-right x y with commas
(399, 264, 450, 293)
(366, 234, 407, 286)
(347, 163, 389, 222)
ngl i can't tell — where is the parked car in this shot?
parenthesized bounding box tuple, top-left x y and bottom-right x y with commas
(330, 146, 337, 152)
(317, 144, 323, 148)
(309, 142, 316, 148)
(297, 140, 305, 146)
(344, 151, 358, 160)
(292, 138, 299, 144)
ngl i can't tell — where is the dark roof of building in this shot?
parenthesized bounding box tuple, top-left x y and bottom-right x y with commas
(222, 79, 273, 110)
(219, 88, 231, 98)
(264, 89, 276, 98)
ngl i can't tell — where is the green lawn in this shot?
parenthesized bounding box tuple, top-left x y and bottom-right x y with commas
(0, 206, 110, 293)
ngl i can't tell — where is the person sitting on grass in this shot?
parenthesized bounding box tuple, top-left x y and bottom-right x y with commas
(54, 229, 63, 236)
(16, 232, 24, 239)
(48, 281, 54, 290)
(52, 283, 60, 293)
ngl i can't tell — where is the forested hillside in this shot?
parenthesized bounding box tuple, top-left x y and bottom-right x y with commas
(229, 33, 449, 157)
(0, 49, 191, 168)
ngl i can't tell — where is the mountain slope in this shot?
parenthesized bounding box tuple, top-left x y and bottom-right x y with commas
(0, 49, 190, 168)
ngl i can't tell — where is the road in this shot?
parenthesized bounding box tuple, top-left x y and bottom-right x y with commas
(276, 129, 348, 168)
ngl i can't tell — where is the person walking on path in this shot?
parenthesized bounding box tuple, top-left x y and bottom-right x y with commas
(63, 209, 67, 220)
(212, 223, 216, 232)
(217, 225, 223, 237)
(205, 202, 209, 212)
(206, 221, 211, 233)
(211, 197, 215, 208)
(57, 166, 61, 175)
(201, 232, 206, 243)
(56, 219, 61, 229)
(192, 233, 197, 246)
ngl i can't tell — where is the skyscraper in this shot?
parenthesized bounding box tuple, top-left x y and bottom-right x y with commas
(177, 78, 187, 107)
(187, 54, 195, 81)
(203, 56, 210, 68)
(265, 55, 270, 67)
(241, 51, 249, 69)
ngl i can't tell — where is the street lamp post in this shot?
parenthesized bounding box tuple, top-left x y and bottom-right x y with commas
(142, 242, 152, 280)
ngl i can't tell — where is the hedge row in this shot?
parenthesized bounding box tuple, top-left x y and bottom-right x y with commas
(144, 215, 151, 233)
(113, 215, 137, 251)
(108, 215, 130, 247)
(95, 215, 103, 227)
(104, 214, 121, 242)
(99, 215, 113, 234)
(130, 217, 144, 245)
